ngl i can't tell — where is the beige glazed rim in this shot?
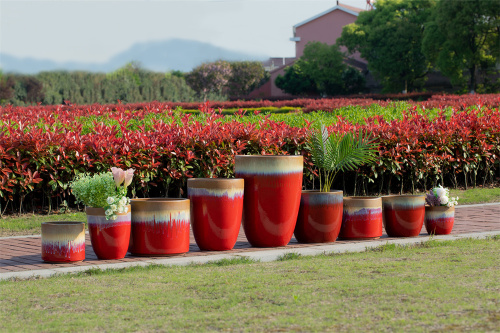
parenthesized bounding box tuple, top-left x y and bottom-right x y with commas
(343, 196, 382, 208)
(86, 205, 131, 216)
(425, 205, 455, 211)
(131, 198, 190, 211)
(301, 190, 343, 195)
(187, 178, 244, 189)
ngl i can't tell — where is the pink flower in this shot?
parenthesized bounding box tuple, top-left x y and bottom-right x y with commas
(111, 167, 125, 186)
(123, 168, 135, 187)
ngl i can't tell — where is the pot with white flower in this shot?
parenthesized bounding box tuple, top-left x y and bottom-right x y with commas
(296, 125, 378, 243)
(71, 167, 134, 260)
(424, 185, 458, 235)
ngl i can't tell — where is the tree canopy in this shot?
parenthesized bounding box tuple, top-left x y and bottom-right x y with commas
(422, 0, 500, 92)
(276, 42, 365, 96)
(338, 0, 435, 92)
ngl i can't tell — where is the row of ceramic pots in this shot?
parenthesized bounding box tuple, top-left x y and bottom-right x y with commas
(41, 155, 455, 263)
(297, 192, 455, 243)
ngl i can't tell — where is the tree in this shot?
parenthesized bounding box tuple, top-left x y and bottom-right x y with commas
(275, 42, 365, 96)
(422, 0, 500, 93)
(338, 0, 435, 92)
(275, 60, 319, 96)
(227, 61, 268, 99)
(185, 60, 232, 101)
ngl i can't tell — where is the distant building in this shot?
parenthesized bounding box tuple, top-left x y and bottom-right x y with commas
(252, 1, 367, 99)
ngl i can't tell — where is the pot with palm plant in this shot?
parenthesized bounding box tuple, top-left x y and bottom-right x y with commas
(295, 126, 378, 243)
(71, 167, 134, 260)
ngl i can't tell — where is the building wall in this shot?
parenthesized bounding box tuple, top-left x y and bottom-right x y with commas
(294, 9, 358, 58)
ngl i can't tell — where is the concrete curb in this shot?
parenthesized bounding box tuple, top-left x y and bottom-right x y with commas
(2, 230, 499, 281)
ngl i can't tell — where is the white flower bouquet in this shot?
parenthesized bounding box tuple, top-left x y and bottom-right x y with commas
(71, 167, 134, 220)
(425, 185, 458, 208)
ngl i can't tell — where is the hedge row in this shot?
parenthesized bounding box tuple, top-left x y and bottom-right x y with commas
(0, 101, 498, 215)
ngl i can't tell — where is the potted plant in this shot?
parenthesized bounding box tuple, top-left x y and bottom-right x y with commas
(296, 125, 378, 243)
(71, 167, 134, 260)
(424, 185, 458, 235)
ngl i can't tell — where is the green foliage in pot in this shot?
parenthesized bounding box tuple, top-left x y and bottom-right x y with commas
(70, 168, 134, 220)
(307, 125, 378, 192)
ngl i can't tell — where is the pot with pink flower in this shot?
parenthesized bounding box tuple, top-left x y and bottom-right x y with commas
(424, 185, 458, 235)
(71, 167, 134, 260)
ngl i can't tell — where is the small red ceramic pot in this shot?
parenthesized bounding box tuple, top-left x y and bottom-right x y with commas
(235, 155, 303, 247)
(339, 197, 383, 239)
(188, 178, 244, 251)
(130, 198, 190, 255)
(41, 221, 86, 263)
(294, 190, 343, 243)
(382, 195, 425, 237)
(86, 206, 131, 260)
(424, 205, 455, 235)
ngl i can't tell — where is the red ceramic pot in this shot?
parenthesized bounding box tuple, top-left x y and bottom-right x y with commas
(424, 205, 455, 235)
(41, 221, 86, 263)
(382, 195, 425, 237)
(339, 197, 383, 239)
(235, 155, 303, 247)
(294, 190, 343, 243)
(86, 206, 131, 260)
(188, 178, 244, 251)
(130, 198, 190, 255)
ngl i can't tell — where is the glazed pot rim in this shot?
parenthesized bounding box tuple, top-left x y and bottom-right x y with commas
(344, 196, 381, 200)
(235, 155, 303, 159)
(187, 178, 244, 189)
(188, 178, 243, 181)
(41, 221, 85, 226)
(301, 190, 343, 194)
(130, 198, 189, 202)
(381, 194, 425, 198)
(425, 204, 455, 209)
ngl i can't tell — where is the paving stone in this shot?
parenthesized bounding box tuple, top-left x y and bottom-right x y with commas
(0, 203, 498, 281)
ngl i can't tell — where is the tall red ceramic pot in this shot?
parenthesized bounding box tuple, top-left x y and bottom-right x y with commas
(382, 195, 425, 237)
(41, 221, 86, 263)
(129, 198, 190, 255)
(188, 178, 244, 251)
(339, 197, 383, 239)
(294, 190, 343, 243)
(235, 155, 303, 247)
(86, 206, 131, 260)
(424, 205, 455, 235)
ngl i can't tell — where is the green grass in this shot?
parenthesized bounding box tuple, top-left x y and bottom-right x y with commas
(449, 186, 500, 205)
(0, 237, 498, 332)
(0, 211, 86, 237)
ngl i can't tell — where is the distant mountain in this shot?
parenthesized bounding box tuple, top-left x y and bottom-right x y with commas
(0, 39, 269, 74)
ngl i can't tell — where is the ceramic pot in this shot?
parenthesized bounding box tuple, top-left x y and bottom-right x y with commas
(382, 195, 425, 237)
(424, 205, 455, 235)
(339, 197, 383, 239)
(130, 198, 190, 255)
(235, 155, 303, 247)
(41, 221, 86, 263)
(86, 205, 131, 260)
(188, 178, 244, 251)
(294, 190, 343, 243)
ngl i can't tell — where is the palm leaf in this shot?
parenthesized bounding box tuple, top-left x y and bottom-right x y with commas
(334, 130, 378, 172)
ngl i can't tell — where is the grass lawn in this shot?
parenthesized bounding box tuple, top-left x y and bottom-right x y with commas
(0, 211, 86, 237)
(0, 237, 498, 332)
(1, 187, 498, 237)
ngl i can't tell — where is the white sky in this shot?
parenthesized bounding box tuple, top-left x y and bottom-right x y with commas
(0, 0, 369, 63)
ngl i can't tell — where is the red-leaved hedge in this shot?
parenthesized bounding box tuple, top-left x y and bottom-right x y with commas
(0, 97, 498, 214)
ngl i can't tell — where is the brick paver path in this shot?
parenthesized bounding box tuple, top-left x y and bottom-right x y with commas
(1, 203, 498, 274)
